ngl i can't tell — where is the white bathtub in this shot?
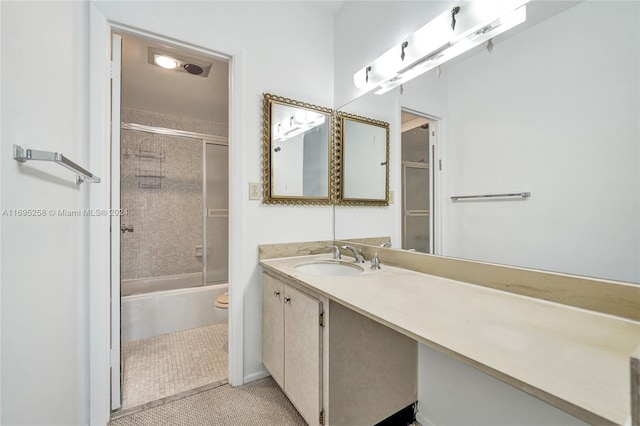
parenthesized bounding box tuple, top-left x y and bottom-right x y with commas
(121, 273, 228, 343)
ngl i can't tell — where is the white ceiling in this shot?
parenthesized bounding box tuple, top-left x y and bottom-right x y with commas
(120, 33, 229, 124)
(311, 0, 346, 15)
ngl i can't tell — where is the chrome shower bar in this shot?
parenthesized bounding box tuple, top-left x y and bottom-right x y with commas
(13, 144, 101, 184)
(450, 192, 531, 201)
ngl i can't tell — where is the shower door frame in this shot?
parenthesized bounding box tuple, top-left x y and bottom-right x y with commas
(399, 108, 443, 255)
(203, 141, 230, 285)
(118, 122, 229, 288)
(402, 161, 431, 253)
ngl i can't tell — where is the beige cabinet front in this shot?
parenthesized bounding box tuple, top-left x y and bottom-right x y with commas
(262, 272, 323, 425)
(262, 273, 285, 387)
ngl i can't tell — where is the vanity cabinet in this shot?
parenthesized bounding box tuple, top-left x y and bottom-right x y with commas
(262, 272, 323, 425)
(262, 270, 417, 425)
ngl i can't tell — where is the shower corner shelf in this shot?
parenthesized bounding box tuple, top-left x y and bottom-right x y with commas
(135, 148, 164, 189)
(135, 150, 165, 160)
(135, 170, 166, 178)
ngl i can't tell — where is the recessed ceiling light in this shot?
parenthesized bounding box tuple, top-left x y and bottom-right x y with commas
(148, 47, 213, 77)
(155, 55, 177, 69)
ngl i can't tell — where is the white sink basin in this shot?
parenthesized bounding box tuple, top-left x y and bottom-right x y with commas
(295, 261, 364, 276)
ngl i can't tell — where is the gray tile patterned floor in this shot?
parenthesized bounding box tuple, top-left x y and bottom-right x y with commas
(121, 323, 228, 410)
(110, 377, 307, 426)
(114, 323, 419, 425)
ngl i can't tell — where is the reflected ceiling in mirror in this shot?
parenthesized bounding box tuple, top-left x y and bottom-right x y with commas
(263, 93, 333, 205)
(336, 111, 390, 206)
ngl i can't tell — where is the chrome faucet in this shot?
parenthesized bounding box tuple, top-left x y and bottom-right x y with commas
(370, 252, 381, 270)
(380, 241, 392, 248)
(341, 245, 365, 263)
(326, 244, 341, 260)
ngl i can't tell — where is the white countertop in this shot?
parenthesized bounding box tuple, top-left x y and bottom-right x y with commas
(260, 254, 640, 425)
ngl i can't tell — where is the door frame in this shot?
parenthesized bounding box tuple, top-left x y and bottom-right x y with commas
(399, 108, 443, 255)
(89, 6, 243, 424)
(110, 32, 123, 411)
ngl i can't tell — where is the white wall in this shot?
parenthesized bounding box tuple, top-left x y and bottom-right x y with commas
(418, 345, 586, 426)
(0, 2, 4, 422)
(272, 134, 304, 196)
(2, 1, 335, 424)
(1, 2, 90, 424)
(334, 1, 638, 425)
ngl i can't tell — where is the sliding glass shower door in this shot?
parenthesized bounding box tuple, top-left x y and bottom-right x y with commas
(204, 142, 229, 284)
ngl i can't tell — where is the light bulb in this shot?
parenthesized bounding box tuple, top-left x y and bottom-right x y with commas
(155, 55, 177, 69)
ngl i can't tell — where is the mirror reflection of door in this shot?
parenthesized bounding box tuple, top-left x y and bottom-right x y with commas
(401, 111, 432, 253)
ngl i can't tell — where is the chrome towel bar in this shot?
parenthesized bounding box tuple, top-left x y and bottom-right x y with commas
(13, 144, 100, 184)
(451, 192, 531, 201)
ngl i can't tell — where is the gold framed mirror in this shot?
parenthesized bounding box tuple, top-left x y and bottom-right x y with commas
(262, 93, 334, 205)
(335, 111, 390, 206)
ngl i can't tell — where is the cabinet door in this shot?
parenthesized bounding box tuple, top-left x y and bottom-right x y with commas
(262, 273, 284, 387)
(284, 285, 323, 426)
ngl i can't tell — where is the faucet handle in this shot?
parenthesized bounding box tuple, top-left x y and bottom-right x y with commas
(370, 252, 381, 270)
(326, 244, 341, 260)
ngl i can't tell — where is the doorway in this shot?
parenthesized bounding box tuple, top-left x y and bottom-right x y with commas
(400, 110, 438, 254)
(112, 31, 231, 413)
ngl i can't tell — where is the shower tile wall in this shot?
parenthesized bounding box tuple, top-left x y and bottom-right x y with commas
(121, 108, 227, 280)
(124, 108, 228, 136)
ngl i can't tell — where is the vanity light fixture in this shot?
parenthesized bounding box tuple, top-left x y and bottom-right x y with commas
(353, 0, 530, 95)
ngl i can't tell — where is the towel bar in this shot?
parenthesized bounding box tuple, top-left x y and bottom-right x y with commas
(13, 144, 100, 184)
(451, 192, 530, 201)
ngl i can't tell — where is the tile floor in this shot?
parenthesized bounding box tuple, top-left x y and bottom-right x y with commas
(120, 323, 228, 410)
(110, 377, 306, 426)
(113, 322, 419, 425)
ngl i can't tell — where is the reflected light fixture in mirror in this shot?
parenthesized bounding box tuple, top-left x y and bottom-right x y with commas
(273, 110, 326, 142)
(353, 0, 530, 95)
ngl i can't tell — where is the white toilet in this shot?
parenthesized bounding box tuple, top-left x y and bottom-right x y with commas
(214, 292, 228, 309)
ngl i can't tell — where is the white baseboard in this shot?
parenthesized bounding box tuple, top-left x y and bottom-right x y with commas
(243, 368, 270, 384)
(416, 411, 437, 426)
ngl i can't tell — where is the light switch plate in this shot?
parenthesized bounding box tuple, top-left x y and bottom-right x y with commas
(249, 182, 260, 200)
(389, 190, 395, 204)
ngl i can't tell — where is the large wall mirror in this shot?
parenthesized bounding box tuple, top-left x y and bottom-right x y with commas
(263, 93, 333, 205)
(336, 111, 389, 205)
(334, 1, 640, 285)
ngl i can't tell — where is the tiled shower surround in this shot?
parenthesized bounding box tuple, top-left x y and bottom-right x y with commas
(121, 108, 227, 280)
